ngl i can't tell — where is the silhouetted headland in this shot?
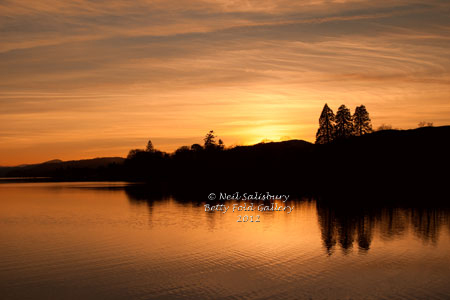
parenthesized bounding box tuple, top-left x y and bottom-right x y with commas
(1, 126, 448, 203)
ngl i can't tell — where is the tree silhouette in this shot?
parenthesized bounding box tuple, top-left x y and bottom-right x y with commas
(127, 149, 144, 159)
(218, 139, 224, 150)
(145, 140, 155, 152)
(377, 124, 393, 131)
(418, 121, 433, 128)
(315, 103, 335, 144)
(190, 143, 203, 151)
(175, 145, 190, 153)
(335, 105, 353, 139)
(204, 130, 217, 149)
(353, 105, 372, 136)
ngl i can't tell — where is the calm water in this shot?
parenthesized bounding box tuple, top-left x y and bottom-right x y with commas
(1, 182, 449, 300)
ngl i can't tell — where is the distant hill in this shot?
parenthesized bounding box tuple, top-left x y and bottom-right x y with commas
(0, 157, 125, 178)
(42, 159, 63, 164)
(231, 139, 313, 152)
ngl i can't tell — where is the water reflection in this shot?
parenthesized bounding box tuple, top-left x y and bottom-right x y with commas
(317, 203, 450, 255)
(124, 185, 450, 255)
(2, 182, 450, 300)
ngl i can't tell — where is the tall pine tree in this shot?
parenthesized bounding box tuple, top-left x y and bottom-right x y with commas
(315, 103, 335, 144)
(353, 105, 372, 136)
(335, 104, 353, 139)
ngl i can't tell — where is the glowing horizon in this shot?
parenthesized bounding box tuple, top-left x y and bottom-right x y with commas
(1, 0, 449, 165)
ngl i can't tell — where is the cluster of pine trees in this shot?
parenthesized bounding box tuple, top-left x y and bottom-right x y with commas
(316, 104, 372, 144)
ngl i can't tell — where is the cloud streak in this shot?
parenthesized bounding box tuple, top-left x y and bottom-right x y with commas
(0, 0, 449, 164)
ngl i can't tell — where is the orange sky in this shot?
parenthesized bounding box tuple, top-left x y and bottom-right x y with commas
(1, 0, 449, 165)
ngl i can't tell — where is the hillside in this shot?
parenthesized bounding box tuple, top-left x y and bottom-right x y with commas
(0, 157, 125, 178)
(310, 126, 449, 198)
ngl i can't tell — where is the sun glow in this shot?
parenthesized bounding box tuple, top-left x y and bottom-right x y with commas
(0, 0, 449, 165)
(240, 125, 293, 145)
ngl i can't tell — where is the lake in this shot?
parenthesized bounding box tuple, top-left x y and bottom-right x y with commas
(1, 182, 449, 299)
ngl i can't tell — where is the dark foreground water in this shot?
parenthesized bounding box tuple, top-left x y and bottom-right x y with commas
(0, 182, 449, 299)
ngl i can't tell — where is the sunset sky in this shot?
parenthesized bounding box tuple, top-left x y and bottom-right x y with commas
(1, 0, 449, 165)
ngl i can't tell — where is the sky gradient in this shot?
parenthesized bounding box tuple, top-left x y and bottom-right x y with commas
(1, 0, 449, 165)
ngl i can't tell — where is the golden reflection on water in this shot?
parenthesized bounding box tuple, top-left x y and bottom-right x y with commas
(0, 182, 449, 299)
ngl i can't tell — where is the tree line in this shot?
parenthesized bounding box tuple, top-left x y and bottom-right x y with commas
(127, 103, 372, 160)
(127, 130, 225, 161)
(316, 104, 372, 144)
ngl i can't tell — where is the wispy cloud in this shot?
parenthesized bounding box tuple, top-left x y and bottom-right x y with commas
(0, 0, 449, 164)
